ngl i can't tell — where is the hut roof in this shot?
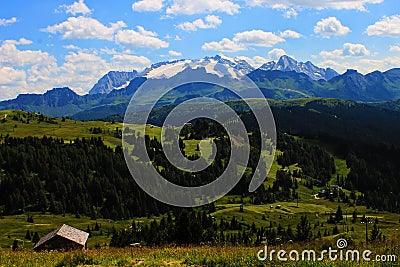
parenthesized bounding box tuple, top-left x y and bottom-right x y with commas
(34, 224, 89, 249)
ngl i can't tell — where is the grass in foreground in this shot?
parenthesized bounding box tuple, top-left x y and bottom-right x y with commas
(0, 241, 398, 267)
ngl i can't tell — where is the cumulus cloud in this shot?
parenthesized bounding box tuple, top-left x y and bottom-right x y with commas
(283, 8, 297, 18)
(314, 17, 351, 38)
(234, 30, 284, 47)
(0, 37, 153, 99)
(63, 44, 81, 50)
(202, 38, 245, 52)
(268, 48, 287, 60)
(202, 30, 285, 52)
(59, 0, 92, 15)
(0, 67, 28, 99)
(390, 45, 400, 52)
(115, 26, 169, 49)
(43, 16, 126, 40)
(245, 0, 383, 12)
(236, 55, 269, 68)
(320, 43, 370, 58)
(32, 51, 109, 93)
(318, 56, 400, 74)
(3, 38, 32, 45)
(132, 0, 163, 12)
(168, 50, 182, 56)
(280, 30, 302, 39)
(366, 15, 400, 37)
(0, 39, 56, 68)
(37, 51, 149, 93)
(0, 39, 59, 99)
(30, 50, 151, 96)
(166, 0, 240, 15)
(0, 17, 17, 26)
(177, 15, 222, 31)
(110, 54, 151, 71)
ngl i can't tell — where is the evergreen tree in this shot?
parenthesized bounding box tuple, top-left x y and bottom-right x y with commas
(296, 216, 312, 242)
(335, 206, 343, 222)
(25, 230, 31, 240)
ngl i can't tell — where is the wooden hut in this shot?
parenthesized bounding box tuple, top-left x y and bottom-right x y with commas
(33, 224, 89, 251)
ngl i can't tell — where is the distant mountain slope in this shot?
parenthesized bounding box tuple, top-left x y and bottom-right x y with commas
(143, 98, 400, 146)
(260, 55, 339, 80)
(248, 68, 400, 102)
(89, 71, 138, 95)
(0, 55, 400, 119)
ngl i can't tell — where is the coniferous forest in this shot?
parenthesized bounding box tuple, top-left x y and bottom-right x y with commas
(0, 114, 399, 247)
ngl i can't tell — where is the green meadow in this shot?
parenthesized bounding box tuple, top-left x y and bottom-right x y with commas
(0, 110, 398, 266)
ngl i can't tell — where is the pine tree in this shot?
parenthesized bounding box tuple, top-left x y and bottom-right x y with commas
(335, 206, 343, 222)
(25, 230, 31, 240)
(32, 232, 40, 244)
(370, 220, 381, 242)
(296, 215, 312, 241)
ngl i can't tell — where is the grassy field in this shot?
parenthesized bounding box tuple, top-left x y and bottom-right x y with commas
(0, 110, 124, 148)
(0, 242, 398, 266)
(0, 110, 399, 266)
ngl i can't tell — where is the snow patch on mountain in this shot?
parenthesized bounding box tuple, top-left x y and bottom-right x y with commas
(260, 55, 339, 80)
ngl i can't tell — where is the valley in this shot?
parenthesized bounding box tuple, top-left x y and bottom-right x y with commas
(0, 106, 399, 248)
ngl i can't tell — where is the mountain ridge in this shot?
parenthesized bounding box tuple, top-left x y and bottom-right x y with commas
(1, 55, 400, 119)
(260, 55, 339, 81)
(89, 71, 138, 95)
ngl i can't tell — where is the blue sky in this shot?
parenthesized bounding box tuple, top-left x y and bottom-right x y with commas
(0, 0, 399, 99)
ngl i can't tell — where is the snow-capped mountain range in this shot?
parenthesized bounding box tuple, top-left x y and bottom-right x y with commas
(2, 53, 400, 120)
(259, 55, 339, 81)
(89, 55, 337, 95)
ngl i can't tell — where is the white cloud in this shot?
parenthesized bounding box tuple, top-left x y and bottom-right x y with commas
(166, 0, 240, 15)
(0, 39, 56, 68)
(314, 17, 351, 38)
(3, 38, 32, 45)
(237, 55, 268, 68)
(234, 30, 284, 47)
(177, 15, 222, 31)
(27, 50, 151, 96)
(341, 43, 370, 56)
(202, 38, 245, 52)
(110, 54, 151, 71)
(0, 17, 17, 26)
(132, 0, 163, 12)
(283, 8, 297, 18)
(280, 30, 301, 39)
(0, 38, 153, 99)
(59, 0, 92, 15)
(0, 39, 59, 99)
(34, 51, 108, 92)
(63, 44, 81, 50)
(0, 67, 28, 99)
(245, 0, 383, 12)
(43, 16, 126, 41)
(366, 15, 400, 37)
(115, 26, 169, 49)
(202, 30, 285, 52)
(268, 48, 287, 60)
(168, 50, 182, 56)
(390, 45, 400, 52)
(318, 56, 400, 74)
(320, 43, 370, 58)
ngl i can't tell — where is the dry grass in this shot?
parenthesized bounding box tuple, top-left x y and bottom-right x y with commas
(0, 240, 398, 267)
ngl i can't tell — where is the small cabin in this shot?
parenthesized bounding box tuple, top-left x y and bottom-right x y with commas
(33, 224, 89, 251)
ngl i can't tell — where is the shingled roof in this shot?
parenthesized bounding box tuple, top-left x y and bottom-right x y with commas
(34, 224, 89, 250)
